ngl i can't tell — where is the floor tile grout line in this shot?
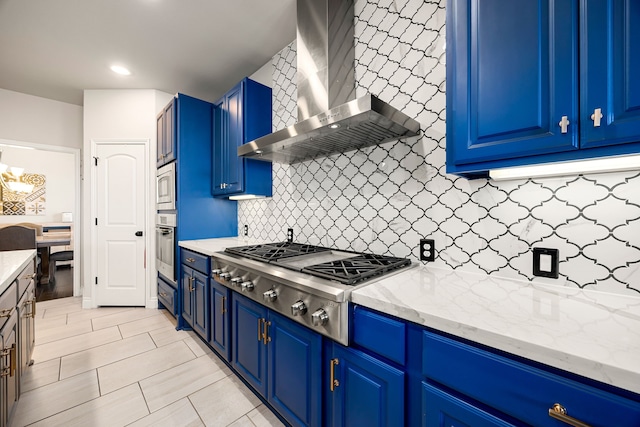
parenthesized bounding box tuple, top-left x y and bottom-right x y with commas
(20, 369, 101, 427)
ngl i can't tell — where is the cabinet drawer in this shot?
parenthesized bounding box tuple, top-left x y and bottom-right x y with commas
(180, 249, 209, 274)
(422, 330, 640, 427)
(353, 306, 405, 365)
(17, 260, 36, 297)
(157, 277, 177, 316)
(0, 284, 18, 330)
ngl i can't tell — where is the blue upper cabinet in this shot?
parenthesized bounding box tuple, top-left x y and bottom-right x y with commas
(156, 98, 176, 167)
(447, 0, 640, 178)
(580, 0, 640, 149)
(212, 78, 272, 198)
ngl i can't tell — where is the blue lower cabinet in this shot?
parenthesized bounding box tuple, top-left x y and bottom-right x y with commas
(232, 293, 268, 396)
(209, 281, 230, 361)
(422, 382, 515, 427)
(181, 265, 208, 340)
(231, 293, 322, 427)
(268, 311, 322, 427)
(157, 275, 177, 316)
(327, 342, 405, 427)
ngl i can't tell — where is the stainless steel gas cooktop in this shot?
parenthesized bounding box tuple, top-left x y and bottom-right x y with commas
(211, 242, 412, 345)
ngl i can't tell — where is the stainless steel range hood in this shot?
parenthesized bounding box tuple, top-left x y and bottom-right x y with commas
(238, 0, 421, 164)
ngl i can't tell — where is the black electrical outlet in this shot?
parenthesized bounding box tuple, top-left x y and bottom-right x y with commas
(533, 247, 559, 278)
(287, 228, 294, 242)
(244, 225, 248, 236)
(420, 239, 435, 262)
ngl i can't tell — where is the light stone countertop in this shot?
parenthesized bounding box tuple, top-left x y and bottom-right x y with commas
(0, 249, 37, 295)
(179, 237, 640, 395)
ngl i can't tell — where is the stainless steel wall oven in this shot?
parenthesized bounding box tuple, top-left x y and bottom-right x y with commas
(156, 213, 176, 282)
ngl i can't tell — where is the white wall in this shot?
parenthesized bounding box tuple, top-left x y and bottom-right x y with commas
(0, 88, 82, 149)
(82, 89, 173, 308)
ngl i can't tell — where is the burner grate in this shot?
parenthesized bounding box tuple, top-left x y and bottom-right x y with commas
(302, 254, 412, 285)
(225, 242, 331, 262)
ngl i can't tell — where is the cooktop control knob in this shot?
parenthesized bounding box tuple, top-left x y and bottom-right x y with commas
(311, 308, 329, 326)
(219, 272, 231, 280)
(211, 269, 222, 275)
(241, 281, 254, 292)
(230, 277, 242, 286)
(263, 289, 277, 302)
(291, 300, 307, 316)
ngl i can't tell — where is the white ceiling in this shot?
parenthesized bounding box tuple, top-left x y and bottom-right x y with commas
(0, 0, 297, 105)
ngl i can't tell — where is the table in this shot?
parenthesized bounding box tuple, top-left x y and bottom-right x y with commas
(36, 235, 71, 285)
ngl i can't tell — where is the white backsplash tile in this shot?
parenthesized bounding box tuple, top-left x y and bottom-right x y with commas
(239, 0, 640, 296)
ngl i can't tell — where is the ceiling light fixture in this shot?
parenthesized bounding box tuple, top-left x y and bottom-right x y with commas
(489, 155, 640, 181)
(110, 65, 131, 76)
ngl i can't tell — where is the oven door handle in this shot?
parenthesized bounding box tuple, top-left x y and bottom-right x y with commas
(157, 227, 174, 235)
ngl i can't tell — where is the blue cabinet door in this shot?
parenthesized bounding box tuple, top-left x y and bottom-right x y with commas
(156, 98, 176, 167)
(192, 269, 208, 340)
(211, 99, 226, 196)
(422, 382, 515, 427)
(580, 0, 640, 149)
(224, 83, 244, 195)
(446, 0, 579, 176)
(267, 311, 322, 427)
(181, 266, 194, 327)
(209, 281, 230, 361)
(327, 343, 405, 427)
(232, 292, 268, 396)
(211, 78, 272, 198)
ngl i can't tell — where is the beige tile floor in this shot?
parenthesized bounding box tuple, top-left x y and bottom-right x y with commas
(11, 297, 286, 427)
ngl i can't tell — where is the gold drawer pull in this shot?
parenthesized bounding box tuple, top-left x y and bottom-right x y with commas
(159, 292, 168, 297)
(186, 257, 196, 263)
(257, 318, 264, 341)
(330, 358, 340, 392)
(0, 307, 14, 319)
(221, 296, 226, 315)
(0, 344, 17, 378)
(262, 321, 271, 345)
(549, 403, 592, 427)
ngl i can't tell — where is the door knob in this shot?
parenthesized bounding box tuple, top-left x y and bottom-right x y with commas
(135, 231, 143, 236)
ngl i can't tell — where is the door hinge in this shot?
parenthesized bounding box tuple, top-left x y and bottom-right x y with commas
(95, 218, 98, 226)
(95, 277, 98, 285)
(93, 156, 99, 166)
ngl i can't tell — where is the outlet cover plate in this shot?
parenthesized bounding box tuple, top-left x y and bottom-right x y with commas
(533, 248, 559, 278)
(420, 239, 435, 262)
(287, 228, 294, 242)
(244, 225, 248, 236)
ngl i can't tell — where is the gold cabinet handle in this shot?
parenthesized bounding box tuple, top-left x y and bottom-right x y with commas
(0, 344, 17, 378)
(159, 292, 168, 297)
(188, 277, 195, 292)
(262, 321, 271, 345)
(549, 403, 592, 427)
(330, 358, 340, 392)
(258, 318, 264, 341)
(186, 257, 196, 263)
(221, 296, 226, 315)
(0, 307, 14, 319)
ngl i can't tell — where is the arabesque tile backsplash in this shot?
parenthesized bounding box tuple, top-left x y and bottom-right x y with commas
(239, 0, 640, 296)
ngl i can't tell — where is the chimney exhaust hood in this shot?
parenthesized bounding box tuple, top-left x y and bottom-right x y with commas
(238, 0, 421, 164)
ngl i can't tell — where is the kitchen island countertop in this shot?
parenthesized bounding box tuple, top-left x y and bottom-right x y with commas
(0, 249, 37, 295)
(179, 237, 640, 395)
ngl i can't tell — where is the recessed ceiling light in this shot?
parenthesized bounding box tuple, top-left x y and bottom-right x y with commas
(110, 65, 131, 76)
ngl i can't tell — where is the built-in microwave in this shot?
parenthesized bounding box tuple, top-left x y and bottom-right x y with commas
(156, 213, 176, 282)
(156, 162, 176, 210)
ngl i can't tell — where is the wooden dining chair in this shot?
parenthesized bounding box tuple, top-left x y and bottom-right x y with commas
(0, 225, 37, 251)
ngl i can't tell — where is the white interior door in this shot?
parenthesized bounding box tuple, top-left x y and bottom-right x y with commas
(95, 143, 146, 306)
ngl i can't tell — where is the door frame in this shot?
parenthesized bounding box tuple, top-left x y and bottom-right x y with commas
(0, 138, 81, 296)
(86, 139, 152, 309)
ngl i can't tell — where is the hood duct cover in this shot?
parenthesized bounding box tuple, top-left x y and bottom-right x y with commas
(238, 0, 420, 164)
